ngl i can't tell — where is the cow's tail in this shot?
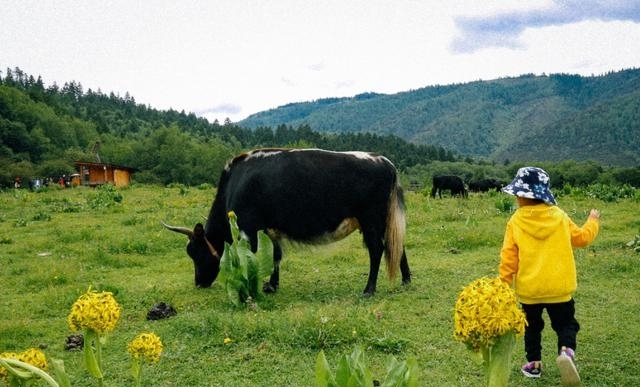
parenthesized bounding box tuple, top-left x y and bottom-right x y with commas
(385, 178, 406, 280)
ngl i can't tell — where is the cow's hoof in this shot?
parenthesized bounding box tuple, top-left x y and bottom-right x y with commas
(402, 278, 411, 286)
(263, 282, 278, 293)
(362, 290, 375, 298)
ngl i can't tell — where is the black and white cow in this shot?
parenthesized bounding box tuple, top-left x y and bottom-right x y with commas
(430, 175, 467, 198)
(164, 148, 411, 296)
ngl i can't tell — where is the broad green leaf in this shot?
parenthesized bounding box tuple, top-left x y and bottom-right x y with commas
(380, 356, 406, 387)
(0, 358, 33, 379)
(50, 358, 72, 387)
(404, 357, 420, 387)
(237, 243, 251, 281)
(334, 355, 351, 386)
(256, 231, 274, 279)
(315, 350, 334, 387)
(83, 330, 103, 379)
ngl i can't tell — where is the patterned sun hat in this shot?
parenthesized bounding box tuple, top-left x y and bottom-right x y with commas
(502, 167, 556, 205)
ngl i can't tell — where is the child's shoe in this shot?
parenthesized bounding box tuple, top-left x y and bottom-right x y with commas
(556, 347, 580, 386)
(521, 361, 542, 378)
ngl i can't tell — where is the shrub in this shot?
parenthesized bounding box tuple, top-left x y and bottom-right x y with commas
(315, 345, 419, 387)
(218, 212, 273, 307)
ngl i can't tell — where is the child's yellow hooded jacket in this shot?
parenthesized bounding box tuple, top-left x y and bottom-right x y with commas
(499, 203, 599, 304)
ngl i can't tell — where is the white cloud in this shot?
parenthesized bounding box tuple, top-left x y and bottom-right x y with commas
(451, 0, 640, 53)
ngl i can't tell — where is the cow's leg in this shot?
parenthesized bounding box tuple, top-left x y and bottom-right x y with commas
(363, 251, 382, 296)
(362, 228, 385, 297)
(263, 242, 282, 293)
(400, 248, 411, 285)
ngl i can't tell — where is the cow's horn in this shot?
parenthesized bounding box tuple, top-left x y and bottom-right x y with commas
(161, 221, 194, 237)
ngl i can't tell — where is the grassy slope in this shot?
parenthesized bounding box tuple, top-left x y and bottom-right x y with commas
(0, 185, 638, 386)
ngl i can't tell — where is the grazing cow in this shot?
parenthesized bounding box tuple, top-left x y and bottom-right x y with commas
(430, 175, 467, 198)
(163, 148, 411, 297)
(469, 178, 504, 193)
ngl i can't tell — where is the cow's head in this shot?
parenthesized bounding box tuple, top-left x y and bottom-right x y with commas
(162, 222, 220, 287)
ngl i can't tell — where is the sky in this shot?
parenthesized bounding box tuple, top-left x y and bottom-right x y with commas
(2, 0, 640, 123)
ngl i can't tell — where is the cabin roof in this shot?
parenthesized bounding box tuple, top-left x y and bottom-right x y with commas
(74, 161, 138, 172)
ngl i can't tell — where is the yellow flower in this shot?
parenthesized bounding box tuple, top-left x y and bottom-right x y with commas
(67, 287, 121, 334)
(223, 337, 232, 345)
(0, 349, 48, 381)
(128, 332, 163, 363)
(17, 348, 48, 371)
(453, 277, 526, 352)
(0, 352, 18, 381)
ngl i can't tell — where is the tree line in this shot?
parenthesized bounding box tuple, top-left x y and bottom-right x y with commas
(1, 67, 638, 189)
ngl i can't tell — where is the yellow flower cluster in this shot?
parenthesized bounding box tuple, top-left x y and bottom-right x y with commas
(0, 348, 48, 380)
(453, 277, 526, 352)
(127, 332, 163, 363)
(67, 288, 121, 334)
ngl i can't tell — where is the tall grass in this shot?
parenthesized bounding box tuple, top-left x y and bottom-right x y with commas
(1, 185, 638, 386)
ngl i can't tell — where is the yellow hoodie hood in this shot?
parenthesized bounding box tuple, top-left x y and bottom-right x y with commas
(511, 204, 565, 240)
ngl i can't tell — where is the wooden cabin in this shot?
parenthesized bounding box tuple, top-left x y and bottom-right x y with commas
(74, 162, 137, 187)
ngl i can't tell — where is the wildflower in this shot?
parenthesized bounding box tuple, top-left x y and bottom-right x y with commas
(18, 348, 48, 371)
(453, 277, 526, 352)
(128, 332, 163, 363)
(223, 337, 233, 345)
(0, 348, 50, 384)
(129, 332, 163, 387)
(0, 352, 18, 381)
(67, 287, 121, 383)
(453, 277, 526, 387)
(68, 287, 121, 334)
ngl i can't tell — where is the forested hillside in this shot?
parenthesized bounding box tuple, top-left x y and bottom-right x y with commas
(240, 69, 640, 166)
(0, 67, 454, 188)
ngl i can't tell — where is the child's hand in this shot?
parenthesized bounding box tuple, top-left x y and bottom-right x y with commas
(589, 209, 601, 220)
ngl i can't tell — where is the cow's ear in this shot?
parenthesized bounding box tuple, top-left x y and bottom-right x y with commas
(193, 223, 205, 239)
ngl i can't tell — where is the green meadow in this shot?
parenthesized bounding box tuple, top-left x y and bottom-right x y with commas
(1, 185, 638, 386)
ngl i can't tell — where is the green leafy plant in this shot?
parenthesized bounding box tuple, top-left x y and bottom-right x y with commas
(31, 211, 51, 221)
(87, 184, 123, 209)
(493, 196, 513, 213)
(316, 346, 419, 387)
(218, 211, 274, 307)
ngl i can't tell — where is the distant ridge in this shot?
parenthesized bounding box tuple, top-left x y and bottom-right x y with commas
(239, 68, 640, 166)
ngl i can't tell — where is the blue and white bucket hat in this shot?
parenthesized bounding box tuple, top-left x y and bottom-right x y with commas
(502, 167, 557, 205)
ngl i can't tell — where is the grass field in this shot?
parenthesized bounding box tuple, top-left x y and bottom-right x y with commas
(1, 184, 638, 386)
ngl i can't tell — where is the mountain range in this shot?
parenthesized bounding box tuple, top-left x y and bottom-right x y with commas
(239, 68, 640, 167)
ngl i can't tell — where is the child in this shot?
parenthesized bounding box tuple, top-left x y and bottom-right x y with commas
(498, 167, 600, 386)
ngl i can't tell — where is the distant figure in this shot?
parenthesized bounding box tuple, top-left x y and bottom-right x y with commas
(14, 176, 22, 189)
(498, 166, 600, 386)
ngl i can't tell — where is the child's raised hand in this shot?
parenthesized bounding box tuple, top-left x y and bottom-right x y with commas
(589, 209, 601, 219)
